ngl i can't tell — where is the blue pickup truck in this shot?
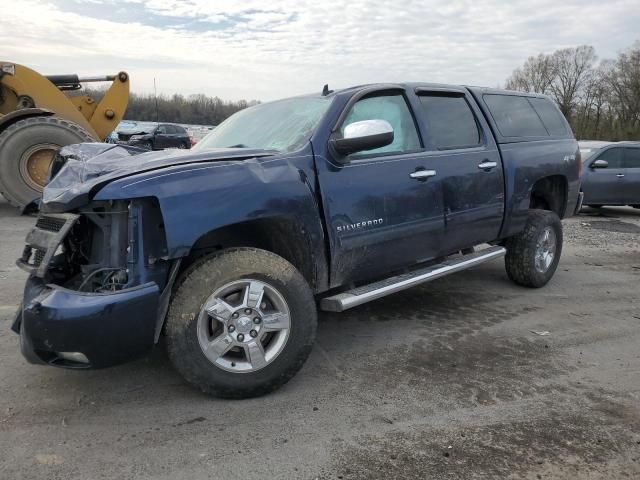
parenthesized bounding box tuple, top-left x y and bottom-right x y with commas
(13, 83, 582, 398)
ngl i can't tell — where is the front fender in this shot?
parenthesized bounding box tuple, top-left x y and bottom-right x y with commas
(93, 148, 328, 289)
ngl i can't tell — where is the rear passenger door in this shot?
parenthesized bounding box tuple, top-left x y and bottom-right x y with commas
(623, 147, 640, 205)
(412, 89, 504, 252)
(174, 126, 188, 148)
(164, 125, 178, 148)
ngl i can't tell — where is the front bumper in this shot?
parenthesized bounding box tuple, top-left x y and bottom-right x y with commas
(13, 276, 159, 369)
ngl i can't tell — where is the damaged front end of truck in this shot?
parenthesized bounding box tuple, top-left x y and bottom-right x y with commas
(12, 145, 178, 368)
(12, 142, 279, 368)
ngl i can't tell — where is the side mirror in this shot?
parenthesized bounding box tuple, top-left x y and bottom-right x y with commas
(591, 159, 609, 169)
(331, 119, 394, 157)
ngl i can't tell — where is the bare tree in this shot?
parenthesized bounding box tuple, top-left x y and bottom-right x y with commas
(505, 53, 555, 94)
(504, 42, 640, 140)
(548, 45, 597, 118)
(608, 41, 640, 135)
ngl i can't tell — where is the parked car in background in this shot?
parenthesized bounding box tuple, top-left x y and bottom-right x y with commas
(117, 123, 191, 150)
(580, 141, 640, 208)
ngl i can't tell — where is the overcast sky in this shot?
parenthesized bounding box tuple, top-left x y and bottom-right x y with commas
(3, 0, 639, 101)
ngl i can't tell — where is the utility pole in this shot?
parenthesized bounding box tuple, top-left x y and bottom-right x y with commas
(154, 77, 159, 123)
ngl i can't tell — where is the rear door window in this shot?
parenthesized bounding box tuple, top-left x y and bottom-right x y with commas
(528, 97, 568, 136)
(595, 147, 624, 168)
(417, 94, 480, 149)
(624, 148, 640, 169)
(341, 93, 421, 156)
(483, 94, 548, 137)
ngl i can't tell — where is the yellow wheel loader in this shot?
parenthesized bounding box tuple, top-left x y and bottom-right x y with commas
(0, 62, 129, 208)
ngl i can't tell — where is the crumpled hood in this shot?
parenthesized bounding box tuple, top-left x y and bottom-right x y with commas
(42, 143, 276, 212)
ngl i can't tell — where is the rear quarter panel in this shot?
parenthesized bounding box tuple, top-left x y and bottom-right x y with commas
(468, 87, 580, 238)
(496, 139, 580, 237)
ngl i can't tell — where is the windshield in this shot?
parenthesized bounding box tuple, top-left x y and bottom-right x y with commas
(193, 96, 331, 153)
(580, 147, 602, 161)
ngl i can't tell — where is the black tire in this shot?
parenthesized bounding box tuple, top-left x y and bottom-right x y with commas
(0, 116, 94, 207)
(165, 248, 317, 398)
(504, 209, 563, 288)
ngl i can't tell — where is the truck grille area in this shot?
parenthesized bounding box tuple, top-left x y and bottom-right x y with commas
(35, 215, 67, 233)
(17, 213, 80, 277)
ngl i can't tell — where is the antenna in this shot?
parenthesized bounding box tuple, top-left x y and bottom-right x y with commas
(322, 84, 333, 96)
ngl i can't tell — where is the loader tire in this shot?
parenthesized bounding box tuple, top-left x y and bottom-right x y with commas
(504, 209, 563, 288)
(0, 116, 95, 207)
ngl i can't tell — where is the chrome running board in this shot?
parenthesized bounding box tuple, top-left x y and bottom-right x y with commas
(320, 246, 506, 312)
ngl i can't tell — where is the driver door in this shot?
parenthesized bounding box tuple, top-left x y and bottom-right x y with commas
(583, 147, 626, 205)
(316, 90, 446, 287)
(154, 125, 169, 149)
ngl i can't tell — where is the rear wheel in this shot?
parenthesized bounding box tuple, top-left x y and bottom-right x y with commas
(0, 116, 94, 207)
(504, 209, 563, 288)
(165, 248, 317, 398)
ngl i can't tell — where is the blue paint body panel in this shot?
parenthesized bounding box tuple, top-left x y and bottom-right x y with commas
(16, 82, 581, 369)
(16, 276, 159, 368)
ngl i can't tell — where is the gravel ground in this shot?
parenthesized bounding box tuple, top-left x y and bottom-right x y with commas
(0, 199, 639, 479)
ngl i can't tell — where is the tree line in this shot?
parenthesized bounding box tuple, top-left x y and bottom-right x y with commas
(126, 92, 260, 126)
(83, 88, 258, 126)
(86, 40, 639, 139)
(505, 41, 640, 140)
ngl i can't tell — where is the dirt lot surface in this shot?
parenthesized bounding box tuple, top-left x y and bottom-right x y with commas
(1, 197, 639, 479)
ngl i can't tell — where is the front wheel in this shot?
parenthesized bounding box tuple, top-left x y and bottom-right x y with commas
(504, 210, 563, 288)
(165, 248, 317, 398)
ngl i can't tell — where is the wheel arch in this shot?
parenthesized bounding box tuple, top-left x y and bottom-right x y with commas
(529, 175, 568, 218)
(182, 216, 327, 293)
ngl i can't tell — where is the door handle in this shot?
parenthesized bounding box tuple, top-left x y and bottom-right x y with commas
(410, 170, 437, 179)
(478, 161, 497, 170)
(616, 174, 625, 178)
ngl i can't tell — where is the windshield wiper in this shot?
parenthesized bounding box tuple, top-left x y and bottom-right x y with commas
(228, 143, 248, 148)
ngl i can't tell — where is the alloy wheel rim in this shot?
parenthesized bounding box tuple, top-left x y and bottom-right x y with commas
(197, 279, 291, 373)
(534, 226, 557, 273)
